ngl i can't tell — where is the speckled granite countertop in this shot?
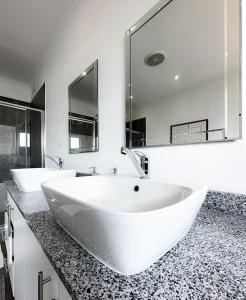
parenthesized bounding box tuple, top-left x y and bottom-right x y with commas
(3, 180, 246, 300)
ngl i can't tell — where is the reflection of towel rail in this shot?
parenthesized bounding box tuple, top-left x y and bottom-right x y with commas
(199, 128, 225, 134)
(172, 128, 225, 136)
(131, 128, 226, 142)
(69, 116, 96, 124)
(72, 147, 96, 150)
(126, 127, 144, 135)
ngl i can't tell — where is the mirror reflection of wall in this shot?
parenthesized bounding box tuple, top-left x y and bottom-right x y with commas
(126, 0, 241, 148)
(69, 60, 98, 153)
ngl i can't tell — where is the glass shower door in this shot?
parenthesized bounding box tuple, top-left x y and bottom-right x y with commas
(0, 104, 27, 182)
(0, 103, 44, 182)
(0, 102, 44, 182)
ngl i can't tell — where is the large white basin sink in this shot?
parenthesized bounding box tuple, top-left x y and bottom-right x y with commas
(11, 168, 76, 192)
(41, 175, 207, 275)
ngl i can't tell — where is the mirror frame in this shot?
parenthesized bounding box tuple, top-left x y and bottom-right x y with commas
(68, 59, 99, 154)
(125, 0, 242, 149)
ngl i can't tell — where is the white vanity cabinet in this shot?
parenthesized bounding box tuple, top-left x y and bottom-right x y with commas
(5, 192, 72, 300)
(5, 192, 26, 299)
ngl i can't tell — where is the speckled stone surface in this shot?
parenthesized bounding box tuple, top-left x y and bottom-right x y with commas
(205, 190, 246, 217)
(3, 181, 246, 300)
(4, 181, 49, 217)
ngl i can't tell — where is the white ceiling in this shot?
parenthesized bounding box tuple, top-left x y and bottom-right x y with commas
(0, 0, 78, 84)
(131, 0, 240, 105)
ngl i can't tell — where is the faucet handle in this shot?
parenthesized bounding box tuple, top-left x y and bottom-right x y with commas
(109, 167, 118, 175)
(89, 166, 97, 175)
(58, 158, 64, 169)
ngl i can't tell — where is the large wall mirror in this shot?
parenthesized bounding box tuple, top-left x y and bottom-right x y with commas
(69, 60, 98, 153)
(126, 0, 241, 148)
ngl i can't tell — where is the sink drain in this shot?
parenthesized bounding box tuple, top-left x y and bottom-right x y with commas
(134, 185, 140, 192)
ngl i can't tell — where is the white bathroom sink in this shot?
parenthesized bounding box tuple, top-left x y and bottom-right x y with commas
(11, 168, 76, 192)
(41, 175, 207, 275)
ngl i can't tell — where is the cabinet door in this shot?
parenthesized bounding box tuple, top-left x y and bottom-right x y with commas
(7, 193, 26, 300)
(58, 280, 72, 300)
(25, 223, 58, 300)
(4, 210, 13, 286)
(6, 192, 71, 300)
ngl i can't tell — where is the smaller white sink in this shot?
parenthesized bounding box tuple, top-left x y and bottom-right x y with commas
(11, 168, 76, 192)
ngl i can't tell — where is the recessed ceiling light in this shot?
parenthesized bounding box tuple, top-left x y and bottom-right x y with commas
(174, 75, 180, 80)
(82, 72, 87, 76)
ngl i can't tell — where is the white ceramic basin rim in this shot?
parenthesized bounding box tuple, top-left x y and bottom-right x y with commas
(11, 168, 76, 192)
(43, 176, 193, 214)
(42, 175, 207, 275)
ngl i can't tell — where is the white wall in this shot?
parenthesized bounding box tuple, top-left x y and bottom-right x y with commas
(33, 0, 246, 194)
(0, 75, 32, 102)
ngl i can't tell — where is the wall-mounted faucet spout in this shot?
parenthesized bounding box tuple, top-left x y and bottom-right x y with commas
(43, 154, 64, 169)
(121, 146, 149, 179)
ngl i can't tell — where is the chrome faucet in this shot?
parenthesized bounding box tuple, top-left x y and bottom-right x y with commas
(43, 154, 64, 169)
(120, 146, 149, 179)
(89, 166, 98, 175)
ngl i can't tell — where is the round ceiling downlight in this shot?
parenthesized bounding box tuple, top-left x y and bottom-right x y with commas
(144, 51, 166, 66)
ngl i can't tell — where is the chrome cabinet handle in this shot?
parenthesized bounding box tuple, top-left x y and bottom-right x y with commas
(6, 204, 14, 237)
(8, 205, 14, 237)
(38, 271, 51, 300)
